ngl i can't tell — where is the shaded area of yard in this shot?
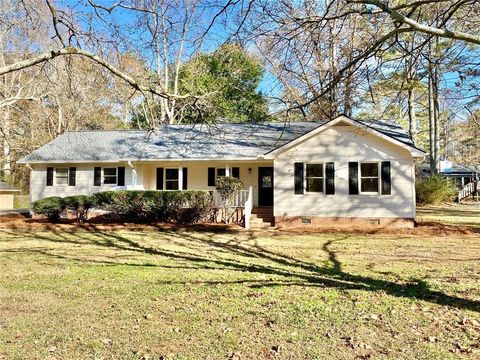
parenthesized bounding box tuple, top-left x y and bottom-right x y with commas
(1, 207, 480, 359)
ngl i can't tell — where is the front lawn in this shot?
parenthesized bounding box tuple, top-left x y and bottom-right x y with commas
(1, 207, 479, 359)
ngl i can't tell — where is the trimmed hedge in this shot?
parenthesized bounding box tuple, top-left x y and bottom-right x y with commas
(63, 195, 96, 223)
(32, 196, 65, 222)
(416, 175, 458, 205)
(33, 190, 213, 224)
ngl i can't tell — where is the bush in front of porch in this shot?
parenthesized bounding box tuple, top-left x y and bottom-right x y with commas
(32, 190, 213, 224)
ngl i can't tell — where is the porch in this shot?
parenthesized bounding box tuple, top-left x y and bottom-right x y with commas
(128, 160, 274, 208)
(127, 160, 275, 229)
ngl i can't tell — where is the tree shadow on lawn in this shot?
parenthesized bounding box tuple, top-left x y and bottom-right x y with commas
(2, 226, 479, 313)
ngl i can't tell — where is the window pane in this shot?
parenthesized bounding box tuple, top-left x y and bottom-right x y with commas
(104, 176, 117, 184)
(166, 180, 179, 190)
(261, 175, 272, 188)
(56, 168, 68, 176)
(217, 168, 226, 177)
(361, 163, 378, 177)
(55, 168, 68, 185)
(306, 178, 323, 192)
(306, 164, 323, 177)
(361, 178, 379, 192)
(104, 168, 116, 176)
(165, 168, 179, 180)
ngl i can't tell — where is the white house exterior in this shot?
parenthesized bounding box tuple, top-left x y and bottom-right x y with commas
(18, 115, 426, 228)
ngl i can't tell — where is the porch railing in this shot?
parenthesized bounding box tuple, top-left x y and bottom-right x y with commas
(458, 181, 477, 201)
(211, 186, 254, 229)
(211, 188, 251, 208)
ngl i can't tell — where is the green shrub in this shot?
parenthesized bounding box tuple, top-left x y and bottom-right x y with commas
(174, 190, 213, 224)
(215, 177, 244, 223)
(416, 175, 458, 205)
(32, 197, 65, 222)
(63, 195, 96, 223)
(92, 190, 212, 223)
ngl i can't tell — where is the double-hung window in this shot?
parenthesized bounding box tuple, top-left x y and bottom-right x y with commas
(55, 168, 69, 185)
(305, 163, 323, 193)
(165, 168, 179, 190)
(360, 162, 379, 193)
(103, 168, 117, 185)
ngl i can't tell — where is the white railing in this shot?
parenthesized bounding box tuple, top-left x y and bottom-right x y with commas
(211, 186, 253, 229)
(458, 181, 477, 201)
(211, 189, 251, 208)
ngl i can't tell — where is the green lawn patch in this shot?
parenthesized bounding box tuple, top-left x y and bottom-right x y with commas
(1, 207, 479, 359)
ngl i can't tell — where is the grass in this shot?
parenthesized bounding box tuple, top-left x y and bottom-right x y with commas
(1, 207, 480, 359)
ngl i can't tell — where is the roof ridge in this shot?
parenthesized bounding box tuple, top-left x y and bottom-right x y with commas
(63, 120, 328, 133)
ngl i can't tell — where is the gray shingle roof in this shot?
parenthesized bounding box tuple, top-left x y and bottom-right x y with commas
(17, 119, 417, 163)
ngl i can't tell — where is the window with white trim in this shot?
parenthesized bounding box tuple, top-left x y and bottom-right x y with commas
(55, 168, 69, 185)
(103, 167, 117, 185)
(216, 168, 226, 178)
(165, 168, 179, 190)
(305, 163, 323, 193)
(360, 162, 379, 193)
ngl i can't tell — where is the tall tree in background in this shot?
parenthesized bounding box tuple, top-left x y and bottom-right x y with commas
(131, 43, 269, 127)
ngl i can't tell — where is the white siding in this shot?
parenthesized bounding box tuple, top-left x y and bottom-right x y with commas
(30, 164, 133, 202)
(274, 125, 416, 219)
(29, 161, 272, 207)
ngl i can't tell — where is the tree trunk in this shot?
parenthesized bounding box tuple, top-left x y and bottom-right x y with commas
(428, 58, 436, 172)
(433, 50, 441, 169)
(407, 87, 417, 144)
(328, 22, 338, 118)
(2, 109, 11, 178)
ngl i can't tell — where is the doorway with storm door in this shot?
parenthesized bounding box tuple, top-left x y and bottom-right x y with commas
(258, 167, 274, 207)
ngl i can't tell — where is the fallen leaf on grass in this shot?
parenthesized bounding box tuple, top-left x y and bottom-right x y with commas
(101, 338, 112, 346)
(228, 351, 241, 359)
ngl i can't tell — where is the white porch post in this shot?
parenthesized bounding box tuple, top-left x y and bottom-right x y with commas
(128, 161, 137, 189)
(178, 167, 183, 190)
(225, 164, 230, 177)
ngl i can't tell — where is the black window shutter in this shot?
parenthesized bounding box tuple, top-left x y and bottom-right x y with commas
(381, 161, 391, 195)
(348, 162, 359, 195)
(208, 167, 215, 186)
(294, 162, 304, 194)
(232, 167, 240, 179)
(117, 166, 125, 186)
(68, 167, 76, 186)
(94, 167, 101, 186)
(46, 167, 54, 186)
(325, 162, 335, 195)
(182, 167, 188, 190)
(156, 167, 164, 190)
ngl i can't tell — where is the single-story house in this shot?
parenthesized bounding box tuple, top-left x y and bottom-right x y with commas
(18, 115, 426, 228)
(0, 181, 21, 209)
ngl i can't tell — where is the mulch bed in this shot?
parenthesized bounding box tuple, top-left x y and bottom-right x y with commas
(1, 213, 478, 237)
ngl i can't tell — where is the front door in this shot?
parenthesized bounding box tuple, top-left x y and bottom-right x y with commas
(258, 167, 274, 206)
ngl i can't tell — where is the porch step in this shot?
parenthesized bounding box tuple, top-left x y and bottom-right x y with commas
(249, 207, 274, 229)
(251, 206, 274, 225)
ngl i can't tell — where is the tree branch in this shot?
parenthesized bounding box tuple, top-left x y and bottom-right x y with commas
(0, 47, 189, 100)
(351, 0, 480, 45)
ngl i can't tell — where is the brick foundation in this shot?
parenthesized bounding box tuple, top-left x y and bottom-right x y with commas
(274, 216, 414, 229)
